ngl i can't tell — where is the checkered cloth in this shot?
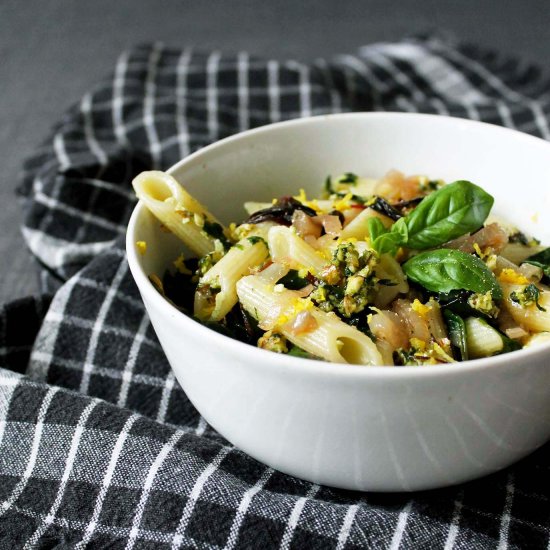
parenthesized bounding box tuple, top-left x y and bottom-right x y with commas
(3, 34, 549, 548)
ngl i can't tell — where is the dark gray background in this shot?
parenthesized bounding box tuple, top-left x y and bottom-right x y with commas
(1, 0, 549, 303)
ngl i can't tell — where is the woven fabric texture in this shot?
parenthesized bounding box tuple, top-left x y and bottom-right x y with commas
(1, 35, 549, 548)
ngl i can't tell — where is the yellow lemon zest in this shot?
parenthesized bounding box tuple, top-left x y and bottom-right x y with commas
(136, 241, 147, 255)
(411, 299, 432, 317)
(498, 268, 529, 285)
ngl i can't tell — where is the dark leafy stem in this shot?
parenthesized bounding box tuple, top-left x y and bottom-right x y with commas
(402, 249, 502, 300)
(443, 310, 468, 361)
(523, 247, 550, 277)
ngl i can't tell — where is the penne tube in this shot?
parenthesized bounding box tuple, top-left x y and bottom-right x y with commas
(268, 226, 328, 275)
(373, 253, 409, 307)
(133, 170, 227, 256)
(236, 274, 385, 365)
(195, 237, 269, 322)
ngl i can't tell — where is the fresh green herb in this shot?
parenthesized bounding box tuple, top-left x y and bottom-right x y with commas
(367, 217, 387, 243)
(324, 176, 334, 196)
(336, 172, 359, 185)
(367, 181, 493, 256)
(247, 236, 267, 246)
(524, 247, 550, 277)
(367, 218, 404, 256)
(287, 344, 320, 359)
(278, 269, 310, 290)
(325, 173, 359, 196)
(403, 249, 502, 300)
(443, 310, 468, 361)
(203, 220, 231, 250)
(402, 180, 494, 249)
(510, 283, 546, 311)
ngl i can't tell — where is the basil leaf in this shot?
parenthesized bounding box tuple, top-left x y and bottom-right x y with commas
(373, 233, 402, 255)
(367, 217, 387, 243)
(403, 249, 502, 299)
(390, 217, 409, 243)
(404, 180, 494, 249)
(443, 310, 468, 361)
(368, 217, 407, 256)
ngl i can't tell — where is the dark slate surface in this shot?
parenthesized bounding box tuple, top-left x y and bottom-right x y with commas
(1, 0, 549, 303)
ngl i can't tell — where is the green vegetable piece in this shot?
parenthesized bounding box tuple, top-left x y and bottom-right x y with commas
(524, 247, 550, 277)
(443, 310, 468, 361)
(464, 317, 520, 358)
(464, 317, 504, 358)
(403, 180, 494, 249)
(203, 220, 231, 250)
(278, 270, 309, 290)
(403, 249, 503, 300)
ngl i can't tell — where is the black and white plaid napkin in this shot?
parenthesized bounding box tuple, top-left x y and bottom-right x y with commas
(2, 34, 549, 548)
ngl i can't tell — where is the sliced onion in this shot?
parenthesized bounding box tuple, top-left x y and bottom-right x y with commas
(445, 223, 509, 254)
(292, 210, 322, 238)
(314, 214, 342, 237)
(505, 326, 529, 340)
(259, 305, 283, 331)
(369, 310, 409, 350)
(286, 311, 318, 335)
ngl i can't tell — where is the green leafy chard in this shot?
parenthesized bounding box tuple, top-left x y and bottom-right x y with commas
(403, 249, 502, 299)
(443, 310, 468, 361)
(524, 247, 550, 277)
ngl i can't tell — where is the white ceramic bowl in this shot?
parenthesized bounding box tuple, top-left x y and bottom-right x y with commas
(126, 113, 550, 492)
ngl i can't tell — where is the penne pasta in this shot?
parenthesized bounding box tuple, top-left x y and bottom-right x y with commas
(133, 167, 550, 366)
(236, 273, 384, 365)
(500, 283, 550, 332)
(267, 226, 328, 274)
(195, 237, 269, 322)
(133, 170, 227, 256)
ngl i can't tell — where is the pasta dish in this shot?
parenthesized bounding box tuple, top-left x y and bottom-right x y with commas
(132, 170, 550, 366)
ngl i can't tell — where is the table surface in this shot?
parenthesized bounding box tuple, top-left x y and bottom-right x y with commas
(1, 0, 549, 303)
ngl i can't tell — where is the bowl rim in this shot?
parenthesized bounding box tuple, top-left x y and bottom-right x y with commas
(126, 111, 550, 378)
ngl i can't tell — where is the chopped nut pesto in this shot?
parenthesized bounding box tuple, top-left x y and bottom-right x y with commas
(310, 242, 381, 317)
(467, 291, 500, 318)
(257, 330, 288, 353)
(196, 278, 221, 317)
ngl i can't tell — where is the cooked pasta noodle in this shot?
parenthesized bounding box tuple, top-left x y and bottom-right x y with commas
(133, 169, 550, 366)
